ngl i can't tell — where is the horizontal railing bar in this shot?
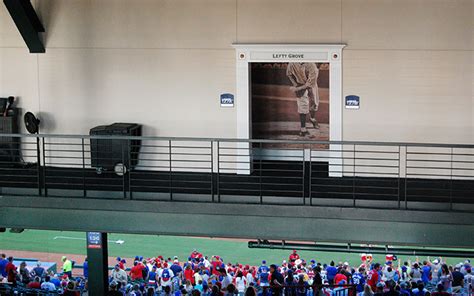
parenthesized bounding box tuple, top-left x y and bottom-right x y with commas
(407, 152, 474, 156)
(407, 159, 474, 164)
(1, 132, 473, 148)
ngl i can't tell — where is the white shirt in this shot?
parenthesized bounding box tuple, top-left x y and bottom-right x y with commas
(221, 274, 232, 289)
(112, 268, 128, 284)
(235, 276, 247, 292)
(41, 282, 56, 291)
(246, 273, 254, 285)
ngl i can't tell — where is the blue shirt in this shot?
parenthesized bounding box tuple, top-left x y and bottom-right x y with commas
(421, 265, 431, 283)
(83, 261, 88, 278)
(0, 259, 7, 277)
(170, 263, 182, 276)
(258, 265, 269, 283)
(162, 268, 172, 280)
(326, 266, 338, 280)
(32, 266, 45, 278)
(352, 272, 365, 292)
(51, 278, 61, 287)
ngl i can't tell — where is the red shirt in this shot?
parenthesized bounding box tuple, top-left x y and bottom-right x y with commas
(184, 268, 195, 284)
(289, 253, 300, 262)
(334, 273, 348, 285)
(212, 261, 221, 276)
(6, 262, 16, 282)
(130, 264, 144, 280)
(28, 281, 41, 289)
(367, 270, 380, 291)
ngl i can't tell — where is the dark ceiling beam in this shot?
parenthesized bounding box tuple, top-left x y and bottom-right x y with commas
(3, 0, 45, 53)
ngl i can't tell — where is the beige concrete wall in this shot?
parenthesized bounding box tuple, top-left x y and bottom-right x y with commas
(0, 0, 472, 143)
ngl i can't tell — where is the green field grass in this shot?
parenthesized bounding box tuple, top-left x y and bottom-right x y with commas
(0, 230, 471, 266)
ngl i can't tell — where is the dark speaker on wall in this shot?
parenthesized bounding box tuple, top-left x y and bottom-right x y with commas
(0, 107, 20, 164)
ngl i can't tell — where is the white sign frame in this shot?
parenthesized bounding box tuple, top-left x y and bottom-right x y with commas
(232, 44, 346, 176)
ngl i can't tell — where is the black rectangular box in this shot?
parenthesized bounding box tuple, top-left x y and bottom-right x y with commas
(90, 123, 142, 172)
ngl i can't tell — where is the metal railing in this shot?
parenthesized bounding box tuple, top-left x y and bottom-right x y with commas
(0, 133, 473, 211)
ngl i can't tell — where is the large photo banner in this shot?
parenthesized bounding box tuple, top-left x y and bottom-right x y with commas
(251, 62, 330, 148)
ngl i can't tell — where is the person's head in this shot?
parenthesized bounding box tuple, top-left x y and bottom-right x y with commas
(270, 264, 277, 273)
(413, 263, 419, 269)
(109, 282, 118, 291)
(400, 281, 408, 290)
(191, 290, 201, 296)
(330, 261, 335, 267)
(61, 256, 67, 262)
(315, 265, 321, 273)
(417, 281, 424, 290)
(436, 283, 445, 292)
(386, 280, 396, 291)
(227, 283, 236, 294)
(387, 266, 392, 273)
(373, 263, 381, 271)
(67, 281, 75, 291)
(376, 282, 384, 292)
(237, 271, 243, 278)
(7, 256, 13, 262)
(0, 254, 5, 259)
(358, 267, 365, 273)
(20, 261, 26, 267)
(441, 264, 449, 274)
(244, 286, 257, 296)
(363, 284, 373, 295)
(34, 276, 40, 282)
(292, 250, 297, 254)
(45, 275, 51, 282)
(212, 285, 220, 294)
(147, 287, 155, 296)
(164, 285, 171, 294)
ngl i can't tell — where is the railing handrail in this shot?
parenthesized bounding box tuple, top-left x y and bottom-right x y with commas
(1, 133, 474, 148)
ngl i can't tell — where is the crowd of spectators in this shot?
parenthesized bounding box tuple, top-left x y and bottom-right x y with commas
(0, 250, 472, 296)
(0, 253, 85, 295)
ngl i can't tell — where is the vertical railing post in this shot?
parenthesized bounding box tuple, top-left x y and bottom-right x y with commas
(121, 140, 126, 200)
(36, 136, 42, 196)
(302, 145, 306, 206)
(450, 147, 453, 211)
(309, 145, 312, 206)
(397, 145, 401, 209)
(404, 145, 408, 210)
(82, 138, 86, 198)
(211, 141, 214, 202)
(352, 144, 356, 207)
(259, 141, 263, 204)
(42, 137, 47, 197)
(128, 139, 132, 200)
(216, 141, 220, 202)
(169, 140, 173, 201)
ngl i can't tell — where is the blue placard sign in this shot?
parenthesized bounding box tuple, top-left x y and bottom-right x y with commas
(220, 93, 234, 107)
(345, 95, 360, 109)
(87, 232, 102, 249)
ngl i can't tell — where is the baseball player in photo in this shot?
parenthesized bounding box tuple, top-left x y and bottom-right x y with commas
(286, 62, 319, 136)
